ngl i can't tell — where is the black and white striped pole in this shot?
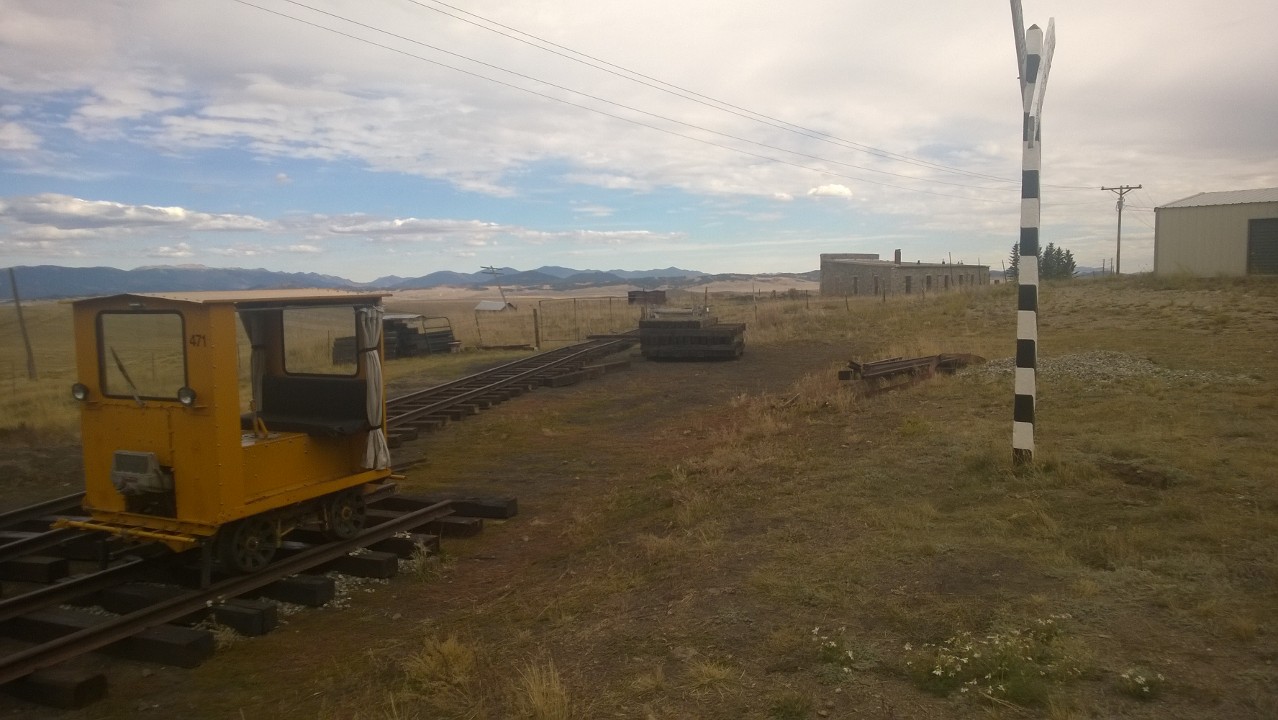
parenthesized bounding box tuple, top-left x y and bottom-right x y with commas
(1010, 2, 1054, 465)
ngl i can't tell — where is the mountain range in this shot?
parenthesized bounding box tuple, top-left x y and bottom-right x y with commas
(1, 264, 819, 301)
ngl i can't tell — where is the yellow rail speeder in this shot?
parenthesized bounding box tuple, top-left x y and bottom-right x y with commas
(60, 290, 395, 573)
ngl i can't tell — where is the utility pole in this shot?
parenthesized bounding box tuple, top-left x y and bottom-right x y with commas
(1101, 185, 1141, 274)
(1009, 0, 1055, 466)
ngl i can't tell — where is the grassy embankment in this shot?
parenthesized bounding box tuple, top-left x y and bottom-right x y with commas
(299, 276, 1275, 719)
(5, 277, 1277, 719)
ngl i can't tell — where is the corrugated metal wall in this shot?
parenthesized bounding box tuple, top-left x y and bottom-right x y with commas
(1155, 202, 1278, 276)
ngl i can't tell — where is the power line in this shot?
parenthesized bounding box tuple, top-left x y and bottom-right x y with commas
(269, 0, 1018, 194)
(1136, 188, 1161, 213)
(233, 0, 1020, 203)
(407, 0, 1089, 188)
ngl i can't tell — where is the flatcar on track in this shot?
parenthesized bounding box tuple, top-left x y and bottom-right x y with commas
(57, 290, 394, 575)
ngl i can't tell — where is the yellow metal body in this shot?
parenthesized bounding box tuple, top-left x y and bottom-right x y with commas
(69, 290, 392, 549)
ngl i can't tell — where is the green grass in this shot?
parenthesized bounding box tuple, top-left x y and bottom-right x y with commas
(347, 276, 1278, 719)
(6, 276, 1278, 719)
(0, 301, 78, 441)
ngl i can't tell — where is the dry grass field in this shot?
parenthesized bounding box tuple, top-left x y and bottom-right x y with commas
(1, 276, 1276, 719)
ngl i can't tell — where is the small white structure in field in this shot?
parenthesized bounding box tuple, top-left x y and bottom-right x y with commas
(474, 300, 516, 312)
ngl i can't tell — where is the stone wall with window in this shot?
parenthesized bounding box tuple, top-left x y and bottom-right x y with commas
(820, 253, 990, 297)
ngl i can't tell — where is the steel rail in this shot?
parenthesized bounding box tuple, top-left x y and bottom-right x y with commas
(0, 492, 85, 528)
(0, 500, 453, 686)
(388, 350, 558, 405)
(386, 337, 633, 426)
(0, 556, 149, 625)
(388, 334, 633, 408)
(0, 527, 94, 565)
(386, 339, 621, 424)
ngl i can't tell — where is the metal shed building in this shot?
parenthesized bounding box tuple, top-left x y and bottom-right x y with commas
(1154, 187, 1278, 276)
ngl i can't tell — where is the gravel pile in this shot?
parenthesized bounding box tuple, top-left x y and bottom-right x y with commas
(959, 350, 1257, 385)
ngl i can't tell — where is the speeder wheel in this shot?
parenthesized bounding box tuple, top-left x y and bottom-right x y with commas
(323, 489, 367, 541)
(217, 515, 277, 573)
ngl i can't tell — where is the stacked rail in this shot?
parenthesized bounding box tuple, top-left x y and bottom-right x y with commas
(838, 353, 985, 393)
(638, 315, 744, 360)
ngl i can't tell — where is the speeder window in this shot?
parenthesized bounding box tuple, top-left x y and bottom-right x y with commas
(282, 305, 358, 376)
(98, 312, 187, 400)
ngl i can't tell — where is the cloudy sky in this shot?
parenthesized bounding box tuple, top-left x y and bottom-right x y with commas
(2, 1, 1275, 281)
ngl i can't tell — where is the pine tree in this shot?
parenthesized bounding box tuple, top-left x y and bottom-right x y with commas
(1021, 243, 1079, 280)
(1011, 241, 1080, 281)
(1041, 242, 1057, 279)
(1061, 248, 1077, 278)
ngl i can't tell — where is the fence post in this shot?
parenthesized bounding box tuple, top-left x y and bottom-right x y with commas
(7, 267, 36, 379)
(573, 299, 580, 341)
(532, 309, 541, 349)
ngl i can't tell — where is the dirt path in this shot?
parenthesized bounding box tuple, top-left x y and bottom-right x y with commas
(0, 341, 849, 718)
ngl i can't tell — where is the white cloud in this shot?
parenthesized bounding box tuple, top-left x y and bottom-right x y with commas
(0, 121, 40, 150)
(561, 173, 648, 191)
(9, 226, 96, 242)
(0, 194, 270, 232)
(0, 193, 686, 256)
(8, 239, 86, 256)
(326, 217, 504, 241)
(275, 172, 292, 185)
(207, 244, 267, 257)
(516, 229, 681, 246)
(148, 242, 194, 258)
(0, 0, 1274, 276)
(571, 203, 614, 217)
(807, 184, 853, 199)
(71, 83, 184, 125)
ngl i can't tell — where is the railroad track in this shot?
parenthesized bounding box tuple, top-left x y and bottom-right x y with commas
(384, 333, 636, 447)
(0, 334, 635, 577)
(0, 491, 470, 707)
(0, 335, 633, 707)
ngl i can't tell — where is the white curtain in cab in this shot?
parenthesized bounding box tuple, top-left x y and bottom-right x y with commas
(239, 311, 268, 413)
(357, 306, 391, 469)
